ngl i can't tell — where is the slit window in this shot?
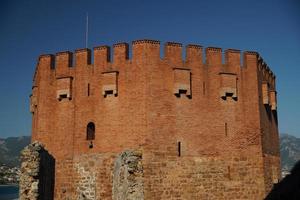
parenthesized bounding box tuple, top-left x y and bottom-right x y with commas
(87, 83, 90, 96)
(86, 122, 95, 140)
(178, 141, 181, 157)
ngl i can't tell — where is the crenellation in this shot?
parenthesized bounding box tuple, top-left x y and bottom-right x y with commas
(35, 42, 278, 79)
(259, 55, 278, 113)
(132, 39, 160, 61)
(243, 51, 258, 69)
(206, 47, 222, 66)
(164, 42, 183, 66)
(75, 48, 91, 66)
(38, 54, 55, 69)
(186, 44, 203, 65)
(55, 51, 73, 76)
(113, 42, 129, 64)
(225, 49, 241, 72)
(94, 45, 111, 68)
(259, 60, 276, 90)
(35, 54, 55, 85)
(34, 42, 280, 100)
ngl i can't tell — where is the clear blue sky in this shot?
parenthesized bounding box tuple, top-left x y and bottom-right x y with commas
(0, 0, 299, 138)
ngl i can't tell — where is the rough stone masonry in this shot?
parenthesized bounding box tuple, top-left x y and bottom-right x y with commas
(23, 39, 280, 199)
(19, 142, 55, 200)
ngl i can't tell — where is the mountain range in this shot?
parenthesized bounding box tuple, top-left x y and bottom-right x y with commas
(0, 134, 299, 171)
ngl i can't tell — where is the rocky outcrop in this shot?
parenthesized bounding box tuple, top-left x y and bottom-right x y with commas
(19, 141, 55, 200)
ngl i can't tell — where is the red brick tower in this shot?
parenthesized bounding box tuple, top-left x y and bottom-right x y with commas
(30, 39, 280, 199)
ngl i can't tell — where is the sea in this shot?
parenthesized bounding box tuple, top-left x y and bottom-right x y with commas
(0, 185, 19, 200)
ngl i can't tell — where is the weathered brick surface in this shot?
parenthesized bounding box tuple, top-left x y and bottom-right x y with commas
(30, 40, 280, 199)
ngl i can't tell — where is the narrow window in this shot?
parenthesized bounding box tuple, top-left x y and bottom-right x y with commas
(86, 122, 95, 140)
(225, 122, 228, 136)
(203, 81, 206, 95)
(87, 83, 90, 96)
(178, 141, 181, 157)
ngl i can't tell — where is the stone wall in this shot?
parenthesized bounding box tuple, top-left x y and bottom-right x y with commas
(19, 142, 55, 200)
(112, 150, 143, 200)
(20, 144, 281, 199)
(52, 150, 143, 200)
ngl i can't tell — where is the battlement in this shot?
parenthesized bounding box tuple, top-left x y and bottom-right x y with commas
(34, 40, 276, 103)
(33, 40, 277, 107)
(35, 40, 274, 76)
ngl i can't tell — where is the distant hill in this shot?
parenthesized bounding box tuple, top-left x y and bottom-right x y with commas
(280, 133, 300, 171)
(0, 136, 31, 167)
(0, 134, 299, 170)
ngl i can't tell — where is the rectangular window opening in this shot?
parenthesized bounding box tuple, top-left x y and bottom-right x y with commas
(225, 122, 228, 136)
(104, 90, 114, 97)
(59, 94, 68, 100)
(87, 83, 90, 96)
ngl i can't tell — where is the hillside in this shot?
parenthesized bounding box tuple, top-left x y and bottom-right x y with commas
(0, 134, 299, 171)
(0, 136, 31, 167)
(280, 133, 300, 171)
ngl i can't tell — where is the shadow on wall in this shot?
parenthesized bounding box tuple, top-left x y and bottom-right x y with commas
(265, 160, 300, 200)
(38, 150, 55, 200)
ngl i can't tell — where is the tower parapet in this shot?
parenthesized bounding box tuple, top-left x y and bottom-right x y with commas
(33, 40, 276, 79)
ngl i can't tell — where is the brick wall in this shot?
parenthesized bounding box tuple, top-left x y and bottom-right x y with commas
(30, 39, 280, 199)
